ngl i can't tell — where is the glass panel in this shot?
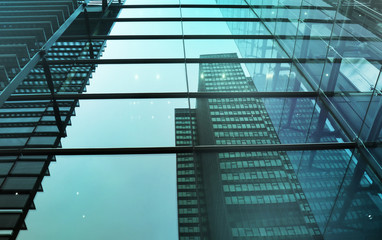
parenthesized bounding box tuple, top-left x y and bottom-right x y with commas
(304, 98, 351, 143)
(180, 149, 355, 239)
(295, 149, 354, 231)
(86, 64, 188, 93)
(62, 99, 191, 148)
(186, 62, 313, 93)
(328, 93, 373, 142)
(181, 8, 254, 18)
(109, 22, 182, 35)
(102, 40, 184, 59)
(324, 149, 382, 239)
(187, 96, 351, 145)
(120, 8, 181, 18)
(185, 39, 288, 58)
(359, 93, 382, 165)
(183, 21, 267, 35)
(18, 155, 178, 240)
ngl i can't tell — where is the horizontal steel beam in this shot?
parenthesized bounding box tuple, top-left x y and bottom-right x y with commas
(45, 58, 382, 65)
(84, 17, 351, 24)
(59, 34, 379, 42)
(0, 143, 357, 156)
(45, 58, 291, 64)
(7, 91, 322, 101)
(7, 91, 374, 102)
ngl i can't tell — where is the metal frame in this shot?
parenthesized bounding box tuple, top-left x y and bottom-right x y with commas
(0, 2, 378, 162)
(0, 2, 381, 238)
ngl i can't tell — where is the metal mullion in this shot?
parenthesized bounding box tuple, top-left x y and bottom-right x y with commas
(0, 142, 357, 156)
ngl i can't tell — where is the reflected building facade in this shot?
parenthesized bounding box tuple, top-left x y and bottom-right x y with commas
(217, 1, 382, 239)
(177, 51, 382, 239)
(176, 53, 322, 240)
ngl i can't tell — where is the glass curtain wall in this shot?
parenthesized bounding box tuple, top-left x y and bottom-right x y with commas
(0, 0, 381, 240)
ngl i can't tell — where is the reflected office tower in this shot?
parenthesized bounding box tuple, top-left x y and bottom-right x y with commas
(0, 1, 122, 239)
(176, 53, 322, 240)
(175, 109, 210, 239)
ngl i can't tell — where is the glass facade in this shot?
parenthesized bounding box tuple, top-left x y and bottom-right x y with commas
(0, 0, 381, 239)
